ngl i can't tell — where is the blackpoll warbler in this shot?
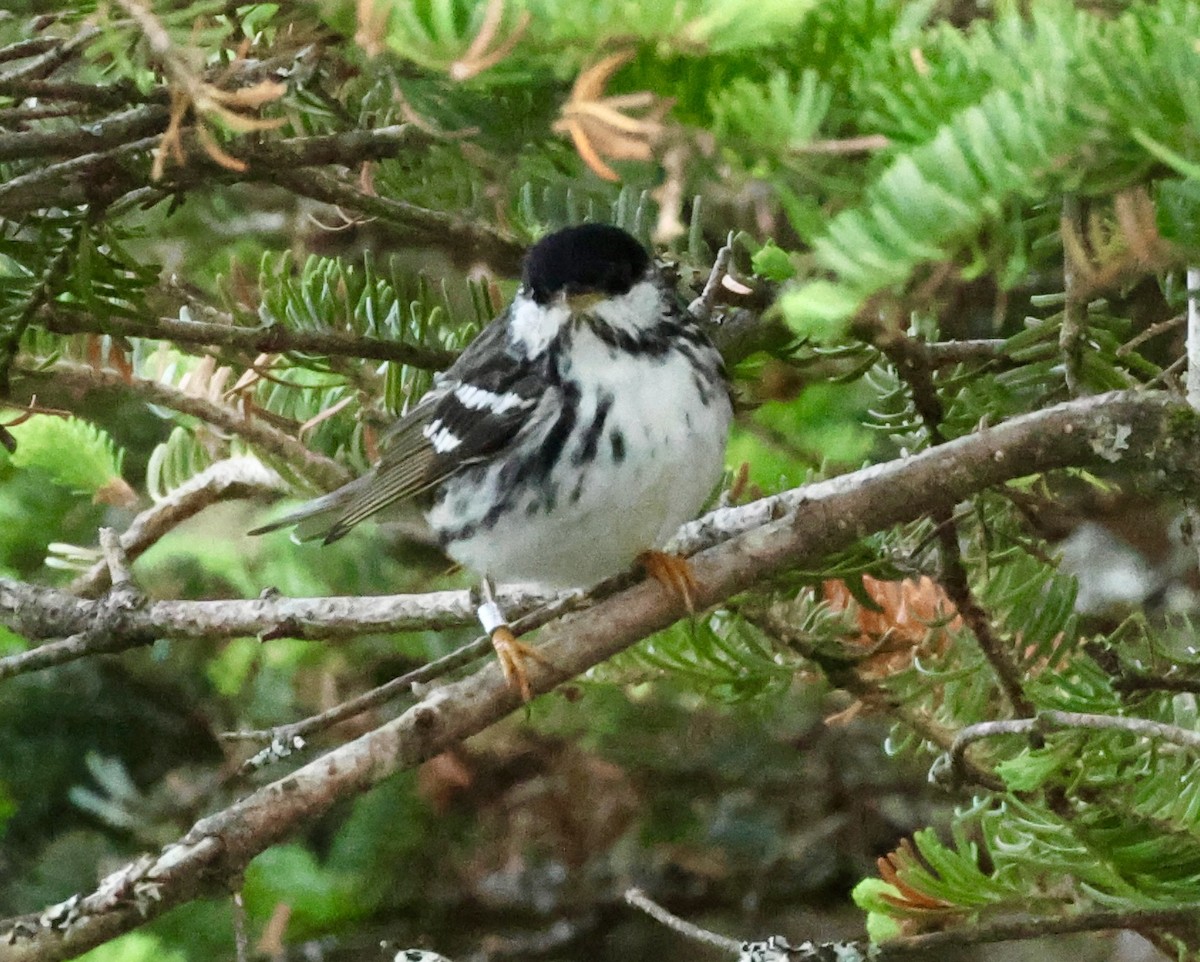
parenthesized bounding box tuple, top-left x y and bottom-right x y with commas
(252, 224, 732, 698)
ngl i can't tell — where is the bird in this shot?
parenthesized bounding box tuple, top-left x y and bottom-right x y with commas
(251, 223, 732, 699)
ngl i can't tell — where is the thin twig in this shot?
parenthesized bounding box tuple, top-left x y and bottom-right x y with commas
(72, 457, 288, 597)
(0, 235, 75, 396)
(0, 26, 99, 84)
(270, 167, 525, 274)
(638, 899, 1200, 960)
(875, 329, 1033, 716)
(1113, 674, 1200, 695)
(791, 133, 891, 155)
(1060, 195, 1087, 398)
(741, 604, 1007, 792)
(941, 710, 1200, 787)
(923, 338, 1009, 367)
(623, 889, 742, 953)
(688, 233, 735, 324)
(98, 528, 134, 589)
(222, 590, 591, 753)
(0, 38, 59, 65)
(0, 104, 169, 161)
(41, 306, 457, 372)
(12, 361, 351, 491)
(0, 77, 155, 108)
(1115, 311, 1185, 358)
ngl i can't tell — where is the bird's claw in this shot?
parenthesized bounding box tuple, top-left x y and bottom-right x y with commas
(491, 626, 554, 702)
(637, 550, 698, 613)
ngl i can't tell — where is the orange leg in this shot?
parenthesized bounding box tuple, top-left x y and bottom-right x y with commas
(489, 625, 555, 703)
(637, 550, 698, 613)
(478, 581, 554, 702)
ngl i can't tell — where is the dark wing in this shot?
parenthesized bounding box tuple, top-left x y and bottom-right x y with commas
(317, 312, 545, 541)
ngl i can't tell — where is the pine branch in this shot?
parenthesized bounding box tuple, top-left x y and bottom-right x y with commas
(875, 326, 1034, 716)
(940, 711, 1200, 790)
(0, 123, 526, 273)
(40, 306, 458, 371)
(0, 104, 169, 161)
(12, 361, 352, 491)
(741, 603, 1006, 792)
(268, 167, 525, 273)
(0, 77, 154, 107)
(0, 390, 1193, 956)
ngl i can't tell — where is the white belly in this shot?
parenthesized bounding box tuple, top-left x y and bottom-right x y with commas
(429, 329, 730, 589)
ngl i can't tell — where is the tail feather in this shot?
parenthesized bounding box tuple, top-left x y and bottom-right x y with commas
(247, 483, 364, 543)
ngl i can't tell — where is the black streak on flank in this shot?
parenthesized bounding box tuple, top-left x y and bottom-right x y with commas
(574, 394, 612, 466)
(610, 429, 626, 463)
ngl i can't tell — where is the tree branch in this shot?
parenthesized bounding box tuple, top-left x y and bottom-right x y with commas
(12, 361, 351, 491)
(0, 104, 170, 162)
(40, 306, 458, 371)
(268, 167, 525, 273)
(626, 885, 1200, 960)
(940, 709, 1200, 788)
(0, 389, 1195, 959)
(71, 457, 289, 598)
(0, 122, 527, 274)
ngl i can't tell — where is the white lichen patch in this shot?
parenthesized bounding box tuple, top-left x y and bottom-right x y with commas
(1091, 422, 1132, 463)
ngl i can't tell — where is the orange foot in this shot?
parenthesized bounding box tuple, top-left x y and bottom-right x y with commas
(491, 626, 555, 703)
(637, 550, 698, 613)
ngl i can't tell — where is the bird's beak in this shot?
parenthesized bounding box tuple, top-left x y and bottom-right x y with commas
(563, 290, 606, 313)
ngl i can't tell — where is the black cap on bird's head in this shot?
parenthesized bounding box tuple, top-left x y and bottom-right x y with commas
(522, 224, 651, 306)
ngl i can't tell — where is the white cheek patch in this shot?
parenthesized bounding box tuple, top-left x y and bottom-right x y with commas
(509, 295, 568, 356)
(590, 280, 663, 335)
(424, 422, 462, 453)
(454, 384, 527, 414)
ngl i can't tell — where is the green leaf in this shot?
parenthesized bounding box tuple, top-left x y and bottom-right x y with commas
(994, 747, 1068, 792)
(779, 282, 858, 342)
(751, 241, 797, 282)
(6, 415, 129, 502)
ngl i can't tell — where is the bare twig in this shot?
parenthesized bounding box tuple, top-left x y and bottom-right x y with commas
(741, 604, 1007, 792)
(0, 104, 169, 161)
(0, 77, 155, 108)
(72, 457, 289, 597)
(0, 38, 59, 65)
(623, 888, 741, 953)
(0, 26, 99, 84)
(876, 329, 1033, 717)
(223, 589, 591, 752)
(98, 528, 134, 590)
(791, 133, 891, 155)
(1113, 674, 1200, 695)
(633, 894, 1200, 960)
(922, 338, 1009, 367)
(1060, 195, 1087, 397)
(688, 233, 735, 324)
(12, 361, 351, 491)
(1116, 311, 1185, 358)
